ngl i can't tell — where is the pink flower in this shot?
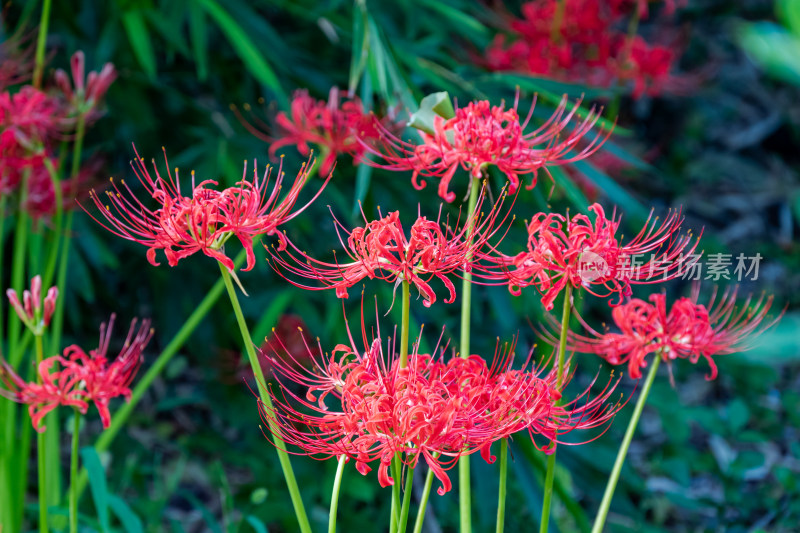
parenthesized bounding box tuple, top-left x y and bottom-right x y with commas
(258, 311, 622, 495)
(6, 275, 58, 334)
(477, 203, 700, 310)
(268, 186, 513, 307)
(54, 51, 116, 121)
(235, 87, 396, 177)
(0, 356, 88, 432)
(85, 146, 328, 272)
(363, 95, 608, 202)
(63, 315, 153, 428)
(542, 286, 782, 379)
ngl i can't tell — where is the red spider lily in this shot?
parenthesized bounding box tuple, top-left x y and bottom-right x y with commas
(485, 0, 687, 98)
(6, 274, 58, 334)
(363, 95, 608, 202)
(541, 286, 781, 380)
(476, 203, 700, 311)
(54, 50, 116, 121)
(0, 30, 36, 90)
(234, 87, 396, 177)
(268, 186, 513, 307)
(256, 308, 622, 495)
(0, 315, 152, 431)
(84, 146, 329, 273)
(0, 356, 88, 432)
(63, 315, 153, 428)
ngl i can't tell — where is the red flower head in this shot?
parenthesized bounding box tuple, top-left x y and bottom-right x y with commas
(235, 87, 396, 177)
(0, 356, 88, 432)
(477, 203, 700, 310)
(6, 274, 58, 335)
(544, 286, 781, 380)
(54, 50, 116, 122)
(85, 146, 329, 273)
(0, 31, 36, 90)
(364, 95, 609, 202)
(257, 309, 622, 495)
(63, 314, 153, 429)
(268, 186, 513, 307)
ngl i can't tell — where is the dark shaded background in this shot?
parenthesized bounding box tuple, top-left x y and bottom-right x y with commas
(3, 0, 799, 531)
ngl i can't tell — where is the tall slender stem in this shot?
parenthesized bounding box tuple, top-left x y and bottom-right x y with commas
(591, 355, 660, 533)
(398, 459, 415, 533)
(392, 279, 413, 532)
(218, 262, 312, 533)
(458, 176, 481, 533)
(412, 467, 435, 533)
(35, 335, 48, 533)
(540, 284, 573, 533)
(32, 0, 53, 89)
(70, 409, 81, 533)
(399, 280, 410, 367)
(329, 455, 347, 533)
(73, 248, 250, 499)
(496, 439, 508, 533)
(390, 456, 402, 533)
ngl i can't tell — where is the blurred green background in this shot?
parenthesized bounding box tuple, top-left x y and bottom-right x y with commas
(3, 0, 799, 531)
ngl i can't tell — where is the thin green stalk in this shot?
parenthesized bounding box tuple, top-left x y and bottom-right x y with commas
(390, 454, 402, 533)
(329, 455, 347, 533)
(412, 467, 435, 533)
(591, 356, 660, 533)
(399, 280, 410, 367)
(35, 334, 48, 533)
(0, 197, 8, 533)
(458, 175, 481, 533)
(32, 0, 53, 89)
(496, 439, 508, 533)
(539, 284, 572, 533)
(42, 156, 63, 288)
(70, 409, 81, 533)
(8, 181, 31, 366)
(392, 279, 413, 532)
(398, 461, 415, 533)
(218, 262, 312, 533)
(73, 248, 250, 499)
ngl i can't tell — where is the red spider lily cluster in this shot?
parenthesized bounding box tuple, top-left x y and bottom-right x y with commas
(486, 0, 686, 98)
(85, 147, 329, 273)
(0, 49, 115, 220)
(235, 87, 397, 178)
(475, 203, 700, 310)
(0, 314, 152, 431)
(363, 95, 609, 202)
(258, 315, 621, 495)
(542, 286, 781, 379)
(269, 186, 513, 307)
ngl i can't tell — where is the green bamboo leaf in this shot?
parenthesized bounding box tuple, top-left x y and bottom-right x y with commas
(245, 516, 270, 533)
(416, 0, 488, 40)
(550, 166, 590, 211)
(196, 0, 286, 103)
(81, 446, 111, 532)
(352, 160, 374, 218)
(189, 1, 209, 81)
(108, 495, 144, 533)
(349, 0, 369, 94)
(121, 10, 157, 79)
(250, 291, 293, 347)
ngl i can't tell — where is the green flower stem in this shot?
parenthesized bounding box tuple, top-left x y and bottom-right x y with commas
(218, 262, 312, 533)
(458, 175, 481, 533)
(391, 279, 413, 532)
(35, 334, 48, 533)
(8, 179, 31, 367)
(398, 460, 415, 533)
(41, 156, 63, 287)
(496, 438, 508, 533)
(73, 248, 250, 499)
(390, 456, 402, 533)
(329, 455, 347, 533)
(32, 0, 53, 89)
(539, 284, 573, 533)
(412, 466, 435, 533)
(399, 280, 411, 368)
(591, 355, 661, 533)
(70, 409, 81, 533)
